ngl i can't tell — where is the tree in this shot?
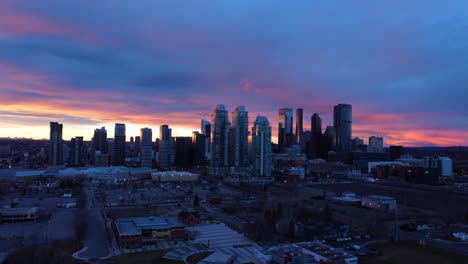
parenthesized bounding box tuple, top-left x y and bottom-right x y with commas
(193, 195, 200, 207)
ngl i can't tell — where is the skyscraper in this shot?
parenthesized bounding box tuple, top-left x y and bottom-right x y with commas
(309, 113, 322, 159)
(134, 136, 141, 153)
(295, 108, 303, 145)
(368, 136, 384, 153)
(192, 131, 206, 166)
(201, 119, 211, 159)
(230, 106, 249, 167)
(92, 127, 108, 155)
(320, 126, 334, 159)
(70, 136, 83, 167)
(159, 125, 172, 169)
(140, 128, 153, 168)
(48, 122, 63, 166)
(252, 116, 272, 177)
(333, 104, 352, 152)
(278, 108, 293, 153)
(210, 105, 230, 168)
(113, 123, 126, 166)
(174, 137, 193, 168)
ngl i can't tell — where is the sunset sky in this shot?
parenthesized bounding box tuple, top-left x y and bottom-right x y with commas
(1, 1, 467, 146)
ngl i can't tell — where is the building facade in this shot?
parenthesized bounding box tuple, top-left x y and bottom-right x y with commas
(295, 108, 303, 145)
(159, 125, 172, 169)
(278, 108, 293, 153)
(140, 128, 153, 168)
(113, 123, 126, 166)
(252, 116, 272, 177)
(49, 122, 63, 166)
(333, 104, 352, 153)
(70, 136, 83, 167)
(210, 105, 230, 171)
(230, 106, 249, 167)
(368, 136, 384, 153)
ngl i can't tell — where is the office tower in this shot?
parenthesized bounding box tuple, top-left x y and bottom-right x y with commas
(210, 105, 230, 168)
(140, 128, 153, 168)
(107, 139, 115, 165)
(252, 116, 272, 177)
(295, 108, 304, 145)
(389, 146, 404, 161)
(201, 119, 211, 159)
(134, 136, 141, 153)
(159, 125, 172, 169)
(130, 137, 134, 148)
(113, 123, 126, 166)
(62, 143, 69, 165)
(333, 104, 352, 152)
(92, 127, 108, 155)
(70, 136, 83, 167)
(368, 136, 384, 153)
(48, 122, 63, 166)
(308, 113, 322, 159)
(230, 106, 249, 167)
(174, 137, 193, 168)
(192, 131, 206, 166)
(278, 108, 293, 153)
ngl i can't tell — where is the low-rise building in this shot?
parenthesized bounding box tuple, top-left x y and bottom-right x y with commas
(255, 241, 358, 264)
(112, 216, 186, 248)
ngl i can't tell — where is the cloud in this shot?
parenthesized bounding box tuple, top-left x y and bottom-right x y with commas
(0, 0, 467, 146)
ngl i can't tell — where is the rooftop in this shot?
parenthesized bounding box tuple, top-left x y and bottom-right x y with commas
(117, 216, 184, 231)
(365, 195, 395, 200)
(115, 219, 141, 236)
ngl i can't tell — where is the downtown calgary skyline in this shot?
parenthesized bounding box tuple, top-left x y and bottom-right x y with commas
(0, 1, 468, 146)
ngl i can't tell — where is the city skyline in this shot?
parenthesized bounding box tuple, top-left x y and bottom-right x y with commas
(1, 1, 468, 146)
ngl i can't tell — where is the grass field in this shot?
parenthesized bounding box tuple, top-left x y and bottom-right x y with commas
(360, 240, 468, 264)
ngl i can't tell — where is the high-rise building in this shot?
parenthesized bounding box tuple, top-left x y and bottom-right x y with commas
(210, 105, 230, 169)
(113, 123, 126, 166)
(278, 108, 293, 153)
(174, 137, 193, 168)
(134, 136, 141, 153)
(70, 136, 83, 167)
(295, 108, 303, 145)
(49, 122, 63, 166)
(333, 104, 352, 152)
(230, 106, 249, 167)
(140, 128, 153, 168)
(368, 136, 384, 153)
(192, 131, 206, 166)
(159, 125, 172, 169)
(308, 113, 322, 159)
(201, 119, 211, 160)
(92, 127, 108, 155)
(252, 116, 272, 177)
(320, 126, 334, 159)
(107, 139, 115, 165)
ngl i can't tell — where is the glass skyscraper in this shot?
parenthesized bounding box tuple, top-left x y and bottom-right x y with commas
(333, 104, 352, 152)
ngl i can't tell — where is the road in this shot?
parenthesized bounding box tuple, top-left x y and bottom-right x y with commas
(78, 183, 110, 261)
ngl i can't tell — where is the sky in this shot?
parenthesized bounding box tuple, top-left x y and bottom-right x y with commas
(0, 0, 467, 146)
